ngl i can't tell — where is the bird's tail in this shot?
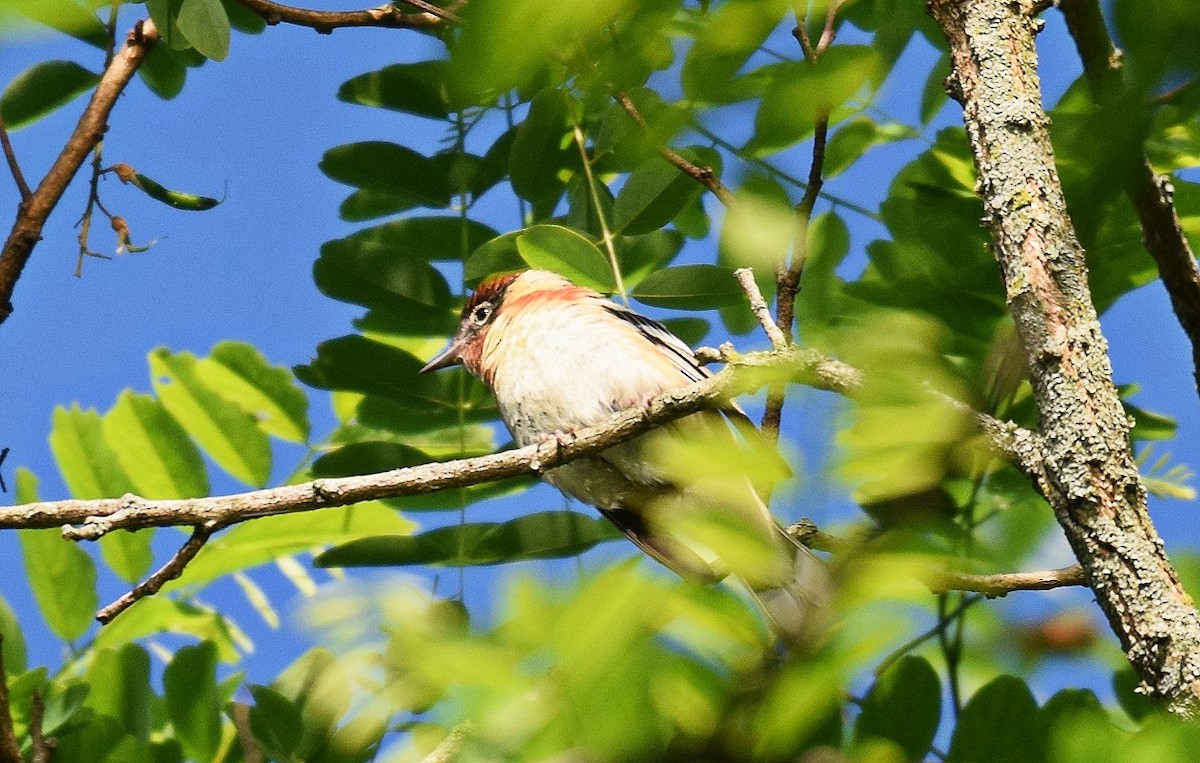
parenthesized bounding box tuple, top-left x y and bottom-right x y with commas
(745, 528, 834, 649)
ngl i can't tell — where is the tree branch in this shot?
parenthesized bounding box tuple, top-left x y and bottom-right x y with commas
(29, 691, 50, 763)
(0, 114, 31, 202)
(930, 0, 1200, 716)
(0, 18, 159, 327)
(233, 0, 452, 34)
(613, 91, 735, 207)
(1059, 0, 1200, 407)
(927, 564, 1086, 597)
(0, 347, 1041, 540)
(96, 525, 215, 623)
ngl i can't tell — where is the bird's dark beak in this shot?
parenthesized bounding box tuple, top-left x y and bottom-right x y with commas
(419, 337, 465, 374)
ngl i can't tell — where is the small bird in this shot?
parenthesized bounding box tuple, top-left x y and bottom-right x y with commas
(421, 269, 830, 645)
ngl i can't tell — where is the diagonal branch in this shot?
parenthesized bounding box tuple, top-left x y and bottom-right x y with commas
(233, 0, 453, 33)
(0, 114, 31, 202)
(0, 19, 159, 327)
(613, 91, 735, 206)
(1059, 0, 1200, 407)
(930, 0, 1200, 717)
(97, 525, 214, 623)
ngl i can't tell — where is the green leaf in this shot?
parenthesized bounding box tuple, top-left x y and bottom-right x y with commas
(618, 229, 685, 288)
(612, 149, 714, 235)
(347, 217, 500, 264)
(632, 264, 743, 309)
(314, 239, 456, 325)
(338, 61, 454, 119)
(164, 642, 222, 762)
(1113, 667, 1155, 722)
(103, 391, 210, 499)
(321, 142, 450, 209)
(49, 404, 135, 499)
(822, 118, 916, 178)
(139, 44, 188, 100)
(947, 675, 1044, 763)
(249, 685, 304, 759)
(750, 46, 881, 155)
(0, 60, 99, 130)
(85, 645, 153, 742)
(465, 230, 526, 285)
(162, 502, 415, 591)
(94, 598, 246, 664)
(176, 0, 230, 60)
(150, 348, 272, 487)
(681, 0, 790, 104)
(854, 656, 941, 760)
(194, 341, 311, 443)
(510, 89, 573, 203)
(338, 189, 414, 222)
(0, 594, 26, 675)
(20, 526, 97, 642)
(515, 224, 617, 292)
(297, 336, 499, 431)
(920, 53, 952, 124)
(11, 0, 109, 47)
(316, 511, 621, 567)
(146, 0, 189, 51)
(221, 0, 266, 33)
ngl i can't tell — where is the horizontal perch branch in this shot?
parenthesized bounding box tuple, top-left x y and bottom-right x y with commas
(0, 347, 1041, 540)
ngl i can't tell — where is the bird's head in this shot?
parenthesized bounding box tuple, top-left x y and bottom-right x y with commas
(419, 269, 587, 379)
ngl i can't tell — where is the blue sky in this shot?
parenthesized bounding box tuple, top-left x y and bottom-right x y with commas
(1, 4, 1197, 710)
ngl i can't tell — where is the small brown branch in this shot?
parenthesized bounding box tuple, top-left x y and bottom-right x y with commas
(734, 268, 788, 350)
(613, 91, 734, 207)
(0, 115, 31, 202)
(96, 525, 214, 623)
(30, 691, 51, 763)
(0, 18, 159, 327)
(0, 635, 21, 763)
(233, 0, 451, 33)
(927, 564, 1086, 597)
(1061, 0, 1200, 406)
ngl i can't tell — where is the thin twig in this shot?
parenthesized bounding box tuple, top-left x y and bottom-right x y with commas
(0, 115, 31, 202)
(927, 564, 1086, 597)
(233, 0, 450, 33)
(874, 595, 982, 677)
(734, 268, 788, 350)
(96, 525, 214, 623)
(30, 691, 51, 763)
(613, 91, 735, 207)
(0, 635, 21, 763)
(0, 18, 159, 326)
(420, 722, 474, 763)
(75, 0, 121, 277)
(0, 447, 8, 493)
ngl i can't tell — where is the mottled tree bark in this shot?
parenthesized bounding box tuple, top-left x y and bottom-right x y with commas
(928, 0, 1200, 715)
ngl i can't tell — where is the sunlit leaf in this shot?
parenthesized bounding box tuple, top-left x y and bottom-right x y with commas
(0, 60, 98, 130)
(194, 341, 310, 443)
(150, 348, 272, 487)
(176, 0, 230, 60)
(516, 224, 617, 292)
(103, 391, 209, 499)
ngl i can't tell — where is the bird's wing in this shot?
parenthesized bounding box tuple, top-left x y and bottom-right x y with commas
(602, 302, 755, 422)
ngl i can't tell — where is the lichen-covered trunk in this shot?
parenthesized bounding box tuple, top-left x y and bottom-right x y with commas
(927, 0, 1200, 715)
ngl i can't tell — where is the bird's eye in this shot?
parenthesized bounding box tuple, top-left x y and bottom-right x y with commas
(471, 303, 492, 324)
